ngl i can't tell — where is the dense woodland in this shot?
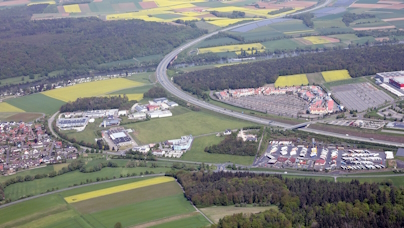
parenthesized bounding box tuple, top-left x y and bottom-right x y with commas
(174, 45, 404, 95)
(143, 87, 167, 98)
(204, 132, 258, 156)
(342, 12, 376, 26)
(0, 5, 206, 79)
(176, 171, 404, 227)
(60, 96, 137, 112)
(290, 13, 314, 28)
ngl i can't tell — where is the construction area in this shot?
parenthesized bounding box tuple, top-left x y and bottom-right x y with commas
(332, 82, 393, 112)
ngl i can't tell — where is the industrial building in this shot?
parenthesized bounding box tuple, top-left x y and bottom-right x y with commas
(147, 110, 172, 119)
(100, 118, 120, 127)
(376, 71, 404, 83)
(57, 118, 89, 131)
(389, 77, 404, 89)
(153, 97, 168, 104)
(166, 135, 193, 151)
(106, 128, 134, 148)
(128, 112, 146, 120)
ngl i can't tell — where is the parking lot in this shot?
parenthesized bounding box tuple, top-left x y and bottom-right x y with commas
(222, 94, 307, 118)
(254, 141, 387, 172)
(332, 82, 393, 112)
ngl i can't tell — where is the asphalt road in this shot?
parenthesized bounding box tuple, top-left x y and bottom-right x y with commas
(156, 1, 404, 148)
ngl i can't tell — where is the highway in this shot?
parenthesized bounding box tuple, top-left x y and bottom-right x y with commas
(156, 1, 404, 148)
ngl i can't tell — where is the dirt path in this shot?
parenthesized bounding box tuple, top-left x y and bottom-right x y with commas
(131, 212, 199, 228)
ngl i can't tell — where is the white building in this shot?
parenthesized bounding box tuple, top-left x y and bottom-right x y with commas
(385, 151, 394, 160)
(118, 110, 128, 116)
(147, 110, 172, 119)
(128, 112, 146, 120)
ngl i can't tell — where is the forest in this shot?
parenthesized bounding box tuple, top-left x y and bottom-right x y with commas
(175, 171, 404, 228)
(342, 12, 376, 26)
(174, 45, 404, 95)
(204, 132, 258, 156)
(60, 96, 137, 112)
(290, 13, 314, 28)
(0, 5, 206, 79)
(143, 87, 167, 98)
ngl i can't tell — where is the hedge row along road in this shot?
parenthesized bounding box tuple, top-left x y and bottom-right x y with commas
(156, 0, 404, 148)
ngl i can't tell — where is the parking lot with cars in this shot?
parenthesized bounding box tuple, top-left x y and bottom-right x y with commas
(254, 141, 387, 172)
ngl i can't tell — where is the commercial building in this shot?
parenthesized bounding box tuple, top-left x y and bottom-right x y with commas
(57, 118, 89, 131)
(128, 112, 146, 120)
(146, 104, 160, 112)
(376, 71, 404, 83)
(389, 77, 404, 89)
(153, 97, 168, 104)
(166, 135, 193, 151)
(134, 105, 147, 112)
(106, 128, 134, 147)
(100, 118, 120, 127)
(167, 101, 178, 108)
(147, 110, 172, 119)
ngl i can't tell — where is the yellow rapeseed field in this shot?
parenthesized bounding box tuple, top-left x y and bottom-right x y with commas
(303, 36, 331, 44)
(42, 78, 142, 102)
(274, 74, 309, 88)
(63, 4, 81, 13)
(0, 103, 25, 113)
(321, 70, 352, 82)
(27, 1, 55, 6)
(65, 176, 174, 203)
(199, 43, 265, 54)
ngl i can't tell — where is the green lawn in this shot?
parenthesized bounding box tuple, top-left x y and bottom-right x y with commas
(4, 167, 169, 201)
(65, 118, 103, 145)
(85, 194, 196, 228)
(127, 107, 256, 144)
(6, 93, 65, 115)
(270, 20, 311, 32)
(324, 77, 367, 90)
(0, 165, 54, 183)
(181, 135, 255, 166)
(197, 37, 241, 48)
(150, 214, 210, 228)
(229, 27, 284, 41)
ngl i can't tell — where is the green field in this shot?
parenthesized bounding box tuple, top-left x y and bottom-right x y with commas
(127, 106, 256, 144)
(181, 135, 255, 166)
(324, 77, 367, 90)
(261, 39, 302, 52)
(270, 20, 311, 32)
(198, 37, 241, 48)
(150, 214, 210, 228)
(108, 84, 154, 95)
(4, 166, 169, 201)
(0, 165, 53, 183)
(0, 176, 207, 228)
(5, 93, 65, 115)
(200, 205, 277, 223)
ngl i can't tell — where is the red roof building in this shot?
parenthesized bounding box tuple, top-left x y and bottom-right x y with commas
(146, 105, 160, 112)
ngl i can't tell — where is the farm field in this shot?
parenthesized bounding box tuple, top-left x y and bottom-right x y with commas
(306, 72, 325, 84)
(42, 78, 142, 102)
(180, 135, 255, 166)
(3, 112, 42, 122)
(261, 39, 303, 52)
(200, 205, 278, 223)
(4, 166, 170, 201)
(127, 106, 256, 144)
(321, 70, 352, 82)
(5, 93, 65, 115)
(274, 74, 309, 88)
(302, 36, 340, 44)
(198, 43, 265, 54)
(109, 84, 154, 95)
(0, 102, 25, 113)
(0, 176, 206, 228)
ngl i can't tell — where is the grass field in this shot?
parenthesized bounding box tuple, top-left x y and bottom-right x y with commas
(150, 214, 210, 228)
(5, 93, 66, 115)
(200, 205, 277, 223)
(42, 78, 142, 102)
(198, 43, 265, 54)
(3, 112, 43, 122)
(306, 72, 325, 84)
(0, 102, 25, 113)
(303, 36, 336, 44)
(0, 176, 207, 228)
(108, 84, 153, 94)
(261, 39, 302, 52)
(274, 74, 309, 87)
(180, 135, 255, 166)
(4, 166, 170, 201)
(65, 176, 174, 203)
(127, 106, 255, 144)
(324, 77, 367, 90)
(321, 70, 352, 82)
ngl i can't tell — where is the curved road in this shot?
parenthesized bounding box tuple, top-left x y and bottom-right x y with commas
(156, 3, 404, 148)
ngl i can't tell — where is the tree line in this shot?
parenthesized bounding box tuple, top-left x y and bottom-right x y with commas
(0, 5, 206, 79)
(204, 132, 258, 156)
(174, 44, 404, 95)
(60, 96, 137, 113)
(143, 87, 167, 99)
(290, 13, 314, 28)
(174, 171, 404, 227)
(342, 12, 376, 26)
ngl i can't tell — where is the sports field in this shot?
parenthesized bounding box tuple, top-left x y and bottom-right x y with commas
(321, 70, 352, 82)
(274, 74, 309, 87)
(64, 176, 174, 203)
(0, 177, 209, 228)
(42, 78, 142, 102)
(198, 43, 265, 54)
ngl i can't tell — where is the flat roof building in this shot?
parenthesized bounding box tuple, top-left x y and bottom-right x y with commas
(153, 97, 168, 104)
(166, 135, 193, 151)
(57, 118, 88, 131)
(376, 71, 404, 83)
(390, 76, 404, 89)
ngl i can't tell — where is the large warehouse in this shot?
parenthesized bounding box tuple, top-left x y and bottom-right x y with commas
(390, 77, 404, 89)
(376, 71, 404, 83)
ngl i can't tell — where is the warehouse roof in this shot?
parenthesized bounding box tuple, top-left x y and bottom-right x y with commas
(392, 76, 404, 84)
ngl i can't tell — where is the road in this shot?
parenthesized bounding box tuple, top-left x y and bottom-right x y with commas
(155, 0, 404, 148)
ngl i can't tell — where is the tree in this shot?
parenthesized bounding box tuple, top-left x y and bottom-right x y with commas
(114, 222, 122, 228)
